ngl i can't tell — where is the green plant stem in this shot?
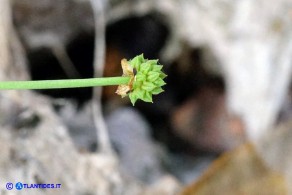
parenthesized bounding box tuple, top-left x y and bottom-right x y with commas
(0, 77, 130, 90)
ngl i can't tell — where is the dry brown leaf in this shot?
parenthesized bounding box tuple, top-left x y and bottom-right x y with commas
(181, 143, 287, 195)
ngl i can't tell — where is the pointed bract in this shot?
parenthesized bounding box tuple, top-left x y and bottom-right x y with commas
(147, 72, 160, 81)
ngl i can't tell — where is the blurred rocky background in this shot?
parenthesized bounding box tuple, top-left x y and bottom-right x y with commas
(0, 0, 292, 194)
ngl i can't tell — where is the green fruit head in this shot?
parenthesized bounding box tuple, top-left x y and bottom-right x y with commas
(116, 54, 167, 105)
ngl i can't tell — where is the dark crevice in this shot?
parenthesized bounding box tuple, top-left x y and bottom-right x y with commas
(106, 13, 169, 59)
(27, 13, 169, 105)
(134, 47, 226, 154)
(66, 31, 95, 79)
(27, 31, 95, 104)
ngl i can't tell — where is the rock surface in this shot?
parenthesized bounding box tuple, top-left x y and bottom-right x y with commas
(0, 91, 181, 195)
(106, 107, 166, 184)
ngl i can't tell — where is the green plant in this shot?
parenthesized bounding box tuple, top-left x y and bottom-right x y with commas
(0, 54, 166, 105)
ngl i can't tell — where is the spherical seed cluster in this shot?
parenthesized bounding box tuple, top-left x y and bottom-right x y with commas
(129, 54, 167, 105)
(116, 54, 167, 105)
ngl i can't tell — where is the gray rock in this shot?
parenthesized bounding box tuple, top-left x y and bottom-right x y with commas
(56, 100, 97, 152)
(166, 153, 215, 185)
(0, 93, 131, 195)
(106, 107, 166, 184)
